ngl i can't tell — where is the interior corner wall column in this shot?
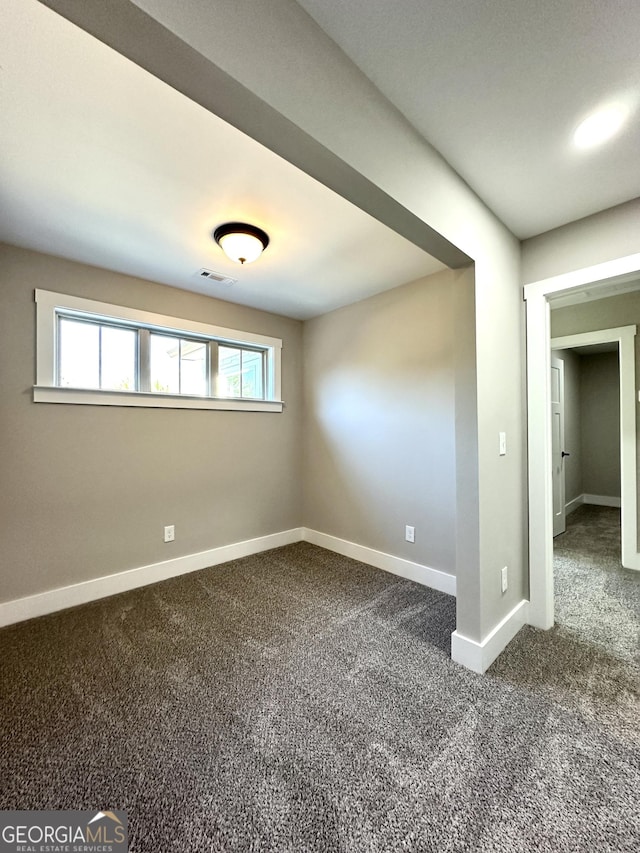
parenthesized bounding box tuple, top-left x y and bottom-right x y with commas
(452, 266, 482, 639)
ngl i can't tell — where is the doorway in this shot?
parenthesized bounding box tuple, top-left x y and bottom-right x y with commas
(524, 253, 640, 630)
(550, 354, 566, 537)
(551, 338, 623, 540)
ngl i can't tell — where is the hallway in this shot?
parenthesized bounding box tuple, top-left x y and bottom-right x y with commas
(553, 504, 639, 664)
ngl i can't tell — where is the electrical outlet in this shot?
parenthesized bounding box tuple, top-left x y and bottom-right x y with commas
(164, 524, 175, 543)
(501, 565, 508, 593)
(405, 525, 415, 543)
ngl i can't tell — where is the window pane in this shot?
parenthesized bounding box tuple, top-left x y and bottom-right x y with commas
(101, 326, 137, 391)
(150, 334, 180, 393)
(218, 346, 241, 397)
(58, 318, 99, 388)
(241, 349, 264, 398)
(180, 340, 207, 396)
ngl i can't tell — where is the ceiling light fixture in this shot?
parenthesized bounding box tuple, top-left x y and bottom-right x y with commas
(213, 222, 270, 265)
(573, 103, 629, 149)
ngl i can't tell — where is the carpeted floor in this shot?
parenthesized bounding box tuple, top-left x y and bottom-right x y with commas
(1, 511, 638, 852)
(552, 504, 638, 664)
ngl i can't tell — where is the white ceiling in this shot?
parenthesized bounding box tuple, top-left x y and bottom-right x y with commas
(296, 0, 640, 238)
(2, 1, 638, 320)
(0, 0, 444, 320)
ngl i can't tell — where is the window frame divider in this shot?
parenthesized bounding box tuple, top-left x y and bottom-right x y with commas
(138, 328, 150, 393)
(34, 289, 283, 413)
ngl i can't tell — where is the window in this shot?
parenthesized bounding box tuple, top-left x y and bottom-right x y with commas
(218, 345, 264, 399)
(34, 289, 283, 412)
(58, 318, 137, 391)
(149, 334, 208, 396)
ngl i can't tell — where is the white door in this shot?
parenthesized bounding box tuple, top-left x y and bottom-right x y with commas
(551, 355, 566, 537)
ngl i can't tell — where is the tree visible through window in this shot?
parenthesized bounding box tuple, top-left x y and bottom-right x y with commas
(218, 346, 264, 399)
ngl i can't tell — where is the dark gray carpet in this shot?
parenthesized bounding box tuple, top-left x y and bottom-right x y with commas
(1, 522, 639, 852)
(552, 504, 639, 664)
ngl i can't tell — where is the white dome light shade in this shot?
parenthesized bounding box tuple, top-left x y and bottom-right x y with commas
(217, 231, 263, 264)
(213, 222, 270, 264)
(573, 104, 629, 149)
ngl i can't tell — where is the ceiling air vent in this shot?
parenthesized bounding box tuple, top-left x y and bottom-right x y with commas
(195, 268, 236, 287)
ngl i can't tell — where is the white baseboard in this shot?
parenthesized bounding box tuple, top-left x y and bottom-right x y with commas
(450, 600, 529, 674)
(0, 526, 456, 630)
(565, 493, 621, 514)
(303, 529, 456, 596)
(0, 528, 304, 628)
(565, 494, 584, 515)
(583, 493, 621, 508)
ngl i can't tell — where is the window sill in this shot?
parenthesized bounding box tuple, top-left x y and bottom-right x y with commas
(33, 386, 284, 412)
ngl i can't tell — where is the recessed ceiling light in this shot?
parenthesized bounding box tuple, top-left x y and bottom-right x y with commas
(573, 104, 629, 149)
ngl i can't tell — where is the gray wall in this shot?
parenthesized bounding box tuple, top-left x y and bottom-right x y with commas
(303, 269, 456, 574)
(522, 198, 640, 284)
(0, 243, 303, 603)
(551, 290, 640, 341)
(1, 246, 465, 610)
(580, 351, 620, 498)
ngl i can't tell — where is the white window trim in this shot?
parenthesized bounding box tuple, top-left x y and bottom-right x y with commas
(34, 289, 283, 412)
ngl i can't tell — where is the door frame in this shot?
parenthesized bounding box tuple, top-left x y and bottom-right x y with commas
(552, 327, 636, 552)
(524, 253, 640, 630)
